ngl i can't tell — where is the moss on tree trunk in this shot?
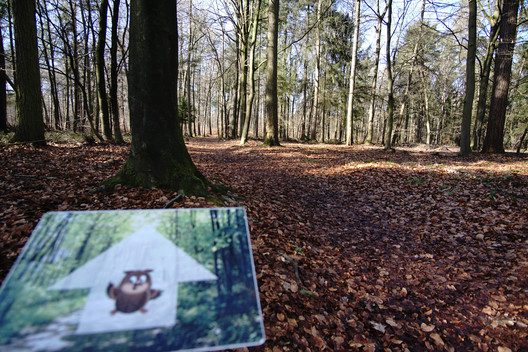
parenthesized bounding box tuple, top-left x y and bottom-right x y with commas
(105, 0, 209, 196)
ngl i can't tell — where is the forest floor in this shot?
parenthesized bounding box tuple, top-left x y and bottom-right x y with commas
(1, 137, 528, 351)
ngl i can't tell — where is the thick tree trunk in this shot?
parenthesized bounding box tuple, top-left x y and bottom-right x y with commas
(482, 0, 520, 153)
(11, 0, 46, 146)
(472, 6, 500, 150)
(263, 0, 280, 146)
(459, 0, 477, 156)
(107, 0, 208, 194)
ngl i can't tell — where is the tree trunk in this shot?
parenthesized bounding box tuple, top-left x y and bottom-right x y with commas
(107, 0, 208, 194)
(229, 35, 240, 138)
(345, 0, 361, 146)
(0, 26, 7, 132)
(482, 0, 520, 153)
(310, 0, 322, 141)
(459, 0, 477, 156)
(263, 0, 280, 146)
(472, 5, 500, 150)
(39, 3, 62, 130)
(383, 0, 394, 150)
(96, 0, 112, 140)
(186, 0, 194, 137)
(110, 0, 124, 144)
(11, 0, 46, 146)
(393, 0, 425, 146)
(240, 0, 262, 144)
(68, 1, 83, 132)
(365, 9, 385, 144)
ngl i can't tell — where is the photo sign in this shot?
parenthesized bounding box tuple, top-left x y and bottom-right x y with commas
(0, 208, 265, 351)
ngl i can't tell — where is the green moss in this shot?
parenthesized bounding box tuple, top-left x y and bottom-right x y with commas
(263, 136, 280, 146)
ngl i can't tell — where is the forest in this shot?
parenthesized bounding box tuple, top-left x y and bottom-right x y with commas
(0, 0, 527, 152)
(1, 0, 528, 351)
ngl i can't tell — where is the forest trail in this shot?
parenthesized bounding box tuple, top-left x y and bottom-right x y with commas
(1, 138, 527, 350)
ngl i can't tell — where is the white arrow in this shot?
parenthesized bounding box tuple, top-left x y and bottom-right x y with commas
(48, 225, 217, 334)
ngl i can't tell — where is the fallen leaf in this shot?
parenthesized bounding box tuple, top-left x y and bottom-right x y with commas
(421, 323, 435, 332)
(370, 321, 386, 333)
(430, 333, 444, 346)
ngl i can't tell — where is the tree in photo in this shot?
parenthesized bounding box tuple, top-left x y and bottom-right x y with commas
(11, 0, 46, 145)
(107, 0, 209, 194)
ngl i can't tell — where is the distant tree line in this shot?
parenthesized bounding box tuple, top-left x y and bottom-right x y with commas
(1, 0, 527, 153)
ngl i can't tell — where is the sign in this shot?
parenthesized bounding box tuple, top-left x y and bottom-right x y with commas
(0, 208, 265, 351)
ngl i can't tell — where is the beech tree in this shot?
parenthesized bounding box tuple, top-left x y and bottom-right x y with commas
(383, 0, 394, 150)
(344, 0, 360, 146)
(108, 0, 209, 194)
(0, 24, 7, 133)
(482, 0, 521, 153)
(95, 0, 112, 140)
(264, 0, 280, 146)
(11, 0, 46, 146)
(459, 0, 477, 156)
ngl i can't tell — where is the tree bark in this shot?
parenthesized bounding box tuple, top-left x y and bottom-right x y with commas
(459, 0, 477, 156)
(240, 0, 262, 144)
(0, 26, 7, 132)
(263, 0, 280, 146)
(365, 4, 386, 145)
(96, 0, 112, 140)
(107, 0, 209, 194)
(482, 0, 520, 153)
(310, 0, 322, 141)
(345, 0, 361, 146)
(472, 4, 500, 150)
(110, 0, 124, 143)
(383, 0, 394, 150)
(11, 0, 46, 146)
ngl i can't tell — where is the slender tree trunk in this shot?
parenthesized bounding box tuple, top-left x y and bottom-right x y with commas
(383, 0, 394, 150)
(310, 0, 322, 141)
(301, 57, 308, 140)
(0, 26, 7, 132)
(96, 0, 112, 140)
(110, 0, 124, 143)
(11, 0, 46, 146)
(263, 0, 280, 146)
(345, 0, 361, 145)
(459, 0, 477, 156)
(229, 35, 240, 138)
(365, 13, 385, 144)
(482, 0, 520, 153)
(516, 124, 527, 153)
(68, 1, 83, 132)
(420, 71, 432, 145)
(240, 0, 262, 144)
(41, 4, 62, 130)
